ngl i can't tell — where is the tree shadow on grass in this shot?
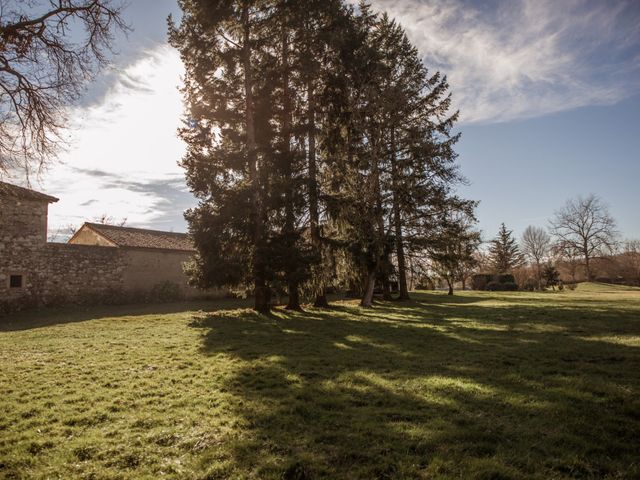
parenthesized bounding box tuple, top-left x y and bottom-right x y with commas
(188, 294, 640, 479)
(0, 297, 252, 332)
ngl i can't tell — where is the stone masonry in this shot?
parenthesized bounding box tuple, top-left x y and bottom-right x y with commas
(1, 181, 210, 313)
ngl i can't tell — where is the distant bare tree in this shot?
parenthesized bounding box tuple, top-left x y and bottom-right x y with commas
(93, 213, 126, 226)
(47, 222, 77, 242)
(622, 239, 640, 285)
(521, 225, 550, 289)
(0, 0, 128, 176)
(552, 241, 582, 284)
(549, 195, 618, 281)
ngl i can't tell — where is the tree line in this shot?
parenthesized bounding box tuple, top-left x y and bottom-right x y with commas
(169, 0, 476, 312)
(472, 194, 637, 291)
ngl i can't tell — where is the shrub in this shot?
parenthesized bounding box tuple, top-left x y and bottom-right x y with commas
(472, 274, 493, 290)
(486, 281, 518, 291)
(473, 274, 518, 291)
(494, 274, 516, 284)
(150, 281, 185, 302)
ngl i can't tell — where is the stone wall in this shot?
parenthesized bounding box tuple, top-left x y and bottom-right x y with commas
(1, 192, 218, 314)
(1, 196, 52, 308)
(0, 196, 48, 247)
(1, 242, 127, 312)
(121, 249, 204, 299)
(34, 243, 126, 305)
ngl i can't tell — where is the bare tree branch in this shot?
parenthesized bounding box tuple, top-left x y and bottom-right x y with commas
(0, 0, 129, 178)
(549, 194, 619, 281)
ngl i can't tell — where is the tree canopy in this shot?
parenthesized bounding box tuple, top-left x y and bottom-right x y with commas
(170, 0, 475, 311)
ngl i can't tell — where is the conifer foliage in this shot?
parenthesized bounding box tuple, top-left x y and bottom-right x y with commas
(488, 223, 525, 274)
(170, 0, 475, 312)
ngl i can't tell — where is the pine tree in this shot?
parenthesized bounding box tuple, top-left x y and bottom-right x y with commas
(489, 223, 525, 274)
(426, 205, 480, 295)
(321, 5, 466, 307)
(290, 0, 347, 308)
(169, 0, 277, 313)
(171, 0, 475, 310)
(542, 263, 560, 290)
(373, 14, 460, 300)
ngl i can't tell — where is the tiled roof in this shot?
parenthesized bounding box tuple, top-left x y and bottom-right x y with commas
(82, 223, 195, 252)
(0, 181, 59, 203)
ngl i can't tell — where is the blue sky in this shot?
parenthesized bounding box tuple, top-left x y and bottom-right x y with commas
(20, 0, 639, 240)
(457, 93, 640, 240)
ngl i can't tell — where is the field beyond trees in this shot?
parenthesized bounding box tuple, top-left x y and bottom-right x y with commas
(1, 284, 639, 479)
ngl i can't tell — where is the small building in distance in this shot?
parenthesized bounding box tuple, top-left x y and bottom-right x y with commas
(68, 222, 197, 294)
(0, 181, 211, 313)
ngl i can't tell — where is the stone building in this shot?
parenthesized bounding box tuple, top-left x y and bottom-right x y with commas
(0, 181, 207, 312)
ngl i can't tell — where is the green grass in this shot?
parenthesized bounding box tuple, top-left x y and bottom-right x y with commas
(1, 283, 639, 479)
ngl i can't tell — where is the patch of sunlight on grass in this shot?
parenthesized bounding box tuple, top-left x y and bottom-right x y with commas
(447, 318, 509, 331)
(515, 323, 568, 333)
(342, 334, 404, 352)
(265, 354, 286, 363)
(426, 375, 495, 396)
(578, 335, 640, 347)
(280, 328, 307, 335)
(429, 325, 482, 343)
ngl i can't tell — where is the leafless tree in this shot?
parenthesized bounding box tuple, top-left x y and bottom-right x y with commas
(549, 194, 618, 281)
(47, 222, 77, 242)
(552, 241, 582, 284)
(622, 239, 640, 285)
(521, 225, 550, 289)
(0, 0, 128, 177)
(93, 213, 126, 226)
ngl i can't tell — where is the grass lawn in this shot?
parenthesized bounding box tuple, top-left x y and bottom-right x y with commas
(1, 283, 639, 479)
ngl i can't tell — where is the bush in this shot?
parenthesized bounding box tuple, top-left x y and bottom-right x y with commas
(473, 274, 518, 291)
(494, 274, 516, 284)
(472, 274, 493, 290)
(150, 281, 185, 302)
(486, 281, 518, 291)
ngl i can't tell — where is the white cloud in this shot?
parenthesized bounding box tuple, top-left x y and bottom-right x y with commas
(16, 0, 639, 237)
(43, 45, 192, 233)
(367, 0, 640, 123)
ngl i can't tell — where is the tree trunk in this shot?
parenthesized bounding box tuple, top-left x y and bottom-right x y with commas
(536, 259, 542, 290)
(372, 134, 387, 301)
(390, 127, 409, 300)
(307, 79, 328, 308)
(382, 274, 393, 300)
(242, 4, 269, 313)
(361, 268, 376, 307)
(584, 247, 592, 281)
(280, 28, 301, 311)
(447, 279, 454, 296)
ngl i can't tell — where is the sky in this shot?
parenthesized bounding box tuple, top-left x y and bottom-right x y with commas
(9, 0, 640, 240)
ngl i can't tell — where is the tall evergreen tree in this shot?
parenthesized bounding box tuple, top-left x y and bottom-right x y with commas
(169, 0, 277, 313)
(374, 15, 460, 300)
(171, 0, 474, 310)
(489, 223, 525, 274)
(314, 5, 465, 307)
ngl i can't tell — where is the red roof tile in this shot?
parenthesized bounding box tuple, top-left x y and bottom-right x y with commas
(82, 223, 195, 251)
